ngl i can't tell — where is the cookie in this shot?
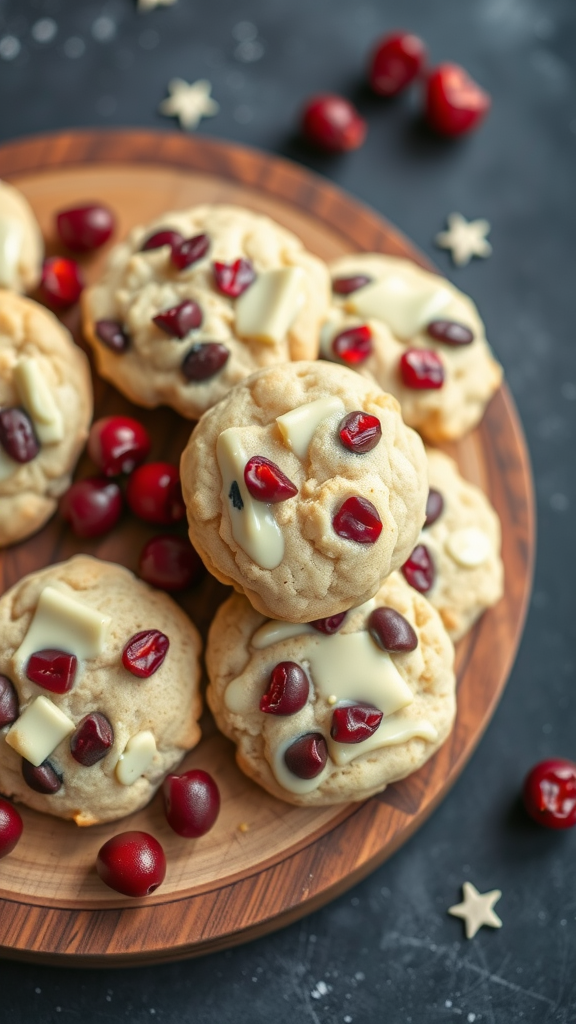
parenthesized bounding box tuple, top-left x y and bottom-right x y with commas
(82, 204, 330, 420)
(324, 254, 503, 442)
(181, 360, 428, 622)
(0, 555, 202, 825)
(206, 571, 456, 805)
(0, 179, 44, 294)
(0, 291, 93, 546)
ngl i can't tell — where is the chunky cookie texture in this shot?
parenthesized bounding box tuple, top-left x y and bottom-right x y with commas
(181, 361, 428, 622)
(0, 556, 202, 825)
(0, 291, 92, 546)
(82, 204, 330, 420)
(206, 572, 456, 806)
(0, 179, 44, 294)
(326, 254, 503, 442)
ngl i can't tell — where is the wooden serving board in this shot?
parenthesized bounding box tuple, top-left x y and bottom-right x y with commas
(0, 130, 534, 966)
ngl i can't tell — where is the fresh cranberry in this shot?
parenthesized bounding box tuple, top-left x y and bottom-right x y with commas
(70, 713, 114, 767)
(40, 256, 83, 307)
(260, 662, 309, 716)
(182, 342, 230, 382)
(402, 544, 435, 593)
(309, 611, 347, 634)
(95, 319, 130, 353)
(332, 274, 373, 295)
(425, 63, 491, 136)
(400, 349, 444, 389)
(0, 408, 39, 463)
(213, 258, 255, 298)
(139, 535, 204, 591)
(171, 233, 210, 270)
(331, 703, 383, 743)
(88, 416, 151, 477)
(126, 463, 185, 525)
(22, 758, 62, 794)
(56, 203, 115, 252)
(333, 496, 382, 544)
(96, 831, 166, 898)
(152, 300, 202, 339)
(141, 229, 183, 252)
(122, 629, 169, 678)
(332, 325, 373, 365)
(26, 649, 77, 694)
(301, 94, 367, 152)
(368, 607, 418, 652)
(284, 733, 328, 779)
(427, 319, 474, 346)
(424, 488, 444, 527)
(339, 411, 382, 454)
(163, 769, 220, 838)
(523, 759, 576, 830)
(0, 674, 18, 728)
(244, 456, 298, 503)
(60, 477, 123, 538)
(369, 31, 426, 96)
(0, 798, 23, 859)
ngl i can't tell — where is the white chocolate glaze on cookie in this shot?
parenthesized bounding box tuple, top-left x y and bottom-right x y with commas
(0, 180, 43, 294)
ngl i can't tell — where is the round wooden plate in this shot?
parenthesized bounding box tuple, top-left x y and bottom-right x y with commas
(0, 130, 534, 966)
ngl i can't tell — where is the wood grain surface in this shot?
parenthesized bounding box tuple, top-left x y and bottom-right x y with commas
(0, 130, 535, 965)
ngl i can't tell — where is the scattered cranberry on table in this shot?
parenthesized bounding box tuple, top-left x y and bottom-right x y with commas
(70, 713, 114, 767)
(332, 324, 373, 365)
(332, 496, 383, 544)
(425, 63, 491, 136)
(244, 456, 298, 503)
(88, 416, 151, 477)
(339, 411, 382, 454)
(181, 342, 230, 382)
(0, 408, 39, 463)
(284, 733, 328, 779)
(60, 477, 123, 538)
(22, 758, 62, 795)
(368, 607, 418, 653)
(523, 759, 576, 830)
(40, 256, 84, 307)
(26, 649, 77, 694)
(122, 629, 169, 678)
(0, 798, 23, 859)
(126, 463, 185, 525)
(260, 662, 310, 716)
(0, 674, 18, 729)
(309, 611, 347, 635)
(96, 831, 166, 898)
(171, 232, 210, 270)
(139, 535, 204, 592)
(152, 299, 203, 339)
(331, 703, 383, 743)
(400, 348, 445, 389)
(95, 319, 130, 353)
(213, 258, 255, 298)
(163, 769, 220, 838)
(141, 229, 184, 252)
(332, 274, 373, 295)
(402, 544, 435, 593)
(56, 203, 115, 252)
(369, 31, 427, 96)
(301, 94, 367, 152)
(424, 488, 444, 527)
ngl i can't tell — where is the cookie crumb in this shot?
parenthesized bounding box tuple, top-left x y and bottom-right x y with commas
(238, 821, 250, 833)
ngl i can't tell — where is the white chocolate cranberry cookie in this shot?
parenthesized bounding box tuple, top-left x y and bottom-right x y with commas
(0, 179, 44, 294)
(0, 555, 202, 825)
(324, 254, 502, 442)
(181, 361, 428, 623)
(82, 204, 330, 420)
(206, 571, 455, 806)
(0, 291, 92, 547)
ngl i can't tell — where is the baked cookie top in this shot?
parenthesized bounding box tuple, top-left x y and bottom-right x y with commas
(82, 204, 330, 420)
(206, 571, 456, 806)
(0, 179, 44, 294)
(0, 290, 92, 547)
(324, 254, 503, 442)
(181, 360, 428, 622)
(0, 555, 202, 825)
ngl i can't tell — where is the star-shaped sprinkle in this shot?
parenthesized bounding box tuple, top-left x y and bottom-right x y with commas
(158, 78, 219, 130)
(139, 0, 176, 9)
(448, 882, 503, 939)
(435, 213, 492, 267)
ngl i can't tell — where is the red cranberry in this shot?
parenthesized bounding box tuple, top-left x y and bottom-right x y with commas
(22, 758, 62, 794)
(244, 456, 298, 504)
(333, 496, 382, 544)
(88, 416, 151, 477)
(309, 611, 347, 634)
(95, 319, 130, 353)
(331, 703, 383, 743)
(70, 713, 114, 767)
(402, 544, 435, 593)
(332, 325, 373, 365)
(400, 349, 444, 389)
(213, 258, 255, 298)
(163, 769, 220, 838)
(141, 229, 183, 252)
(96, 831, 166, 897)
(126, 463, 185, 525)
(40, 256, 83, 307)
(332, 274, 373, 296)
(339, 411, 382, 454)
(26, 649, 77, 694)
(171, 233, 210, 270)
(427, 319, 474, 346)
(60, 477, 123, 538)
(0, 408, 39, 463)
(425, 63, 491, 137)
(368, 607, 418, 653)
(139, 535, 204, 591)
(260, 662, 309, 716)
(0, 674, 18, 728)
(424, 488, 444, 527)
(0, 798, 23, 859)
(301, 94, 367, 152)
(369, 32, 426, 96)
(182, 342, 230, 382)
(284, 734, 328, 779)
(122, 629, 169, 678)
(56, 203, 115, 252)
(523, 759, 576, 830)
(152, 300, 202, 339)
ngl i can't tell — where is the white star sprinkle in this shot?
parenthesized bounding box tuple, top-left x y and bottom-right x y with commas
(435, 213, 492, 267)
(159, 78, 219, 130)
(448, 881, 503, 939)
(138, 0, 176, 11)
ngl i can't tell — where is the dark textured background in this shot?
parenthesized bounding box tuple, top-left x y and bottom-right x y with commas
(0, 0, 575, 1021)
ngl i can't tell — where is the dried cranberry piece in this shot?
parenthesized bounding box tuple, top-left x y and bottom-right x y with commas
(284, 734, 328, 779)
(424, 488, 444, 527)
(426, 319, 474, 346)
(402, 544, 435, 593)
(0, 798, 23, 859)
(95, 319, 130, 353)
(369, 32, 426, 96)
(141, 229, 183, 252)
(400, 349, 444, 389)
(182, 342, 230, 382)
(309, 612, 347, 635)
(60, 477, 123, 538)
(70, 713, 114, 767)
(22, 758, 62, 794)
(96, 831, 166, 897)
(40, 256, 83, 307)
(0, 674, 18, 728)
(0, 408, 39, 463)
(126, 463, 185, 525)
(425, 63, 491, 137)
(260, 662, 309, 716)
(87, 416, 151, 477)
(523, 759, 576, 830)
(339, 411, 382, 454)
(244, 456, 298, 503)
(333, 496, 382, 544)
(153, 299, 203, 339)
(122, 629, 169, 678)
(330, 703, 383, 743)
(56, 203, 115, 252)
(139, 535, 204, 592)
(332, 274, 373, 296)
(213, 258, 255, 298)
(301, 94, 366, 152)
(26, 649, 77, 694)
(368, 607, 418, 653)
(332, 325, 373, 365)
(171, 232, 210, 270)
(163, 769, 220, 838)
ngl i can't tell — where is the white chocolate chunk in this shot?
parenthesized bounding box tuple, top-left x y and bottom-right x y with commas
(251, 619, 315, 650)
(0, 217, 23, 288)
(304, 632, 413, 715)
(115, 730, 157, 786)
(0, 446, 18, 482)
(13, 357, 64, 444)
(445, 527, 491, 568)
(5, 695, 74, 767)
(13, 585, 112, 671)
(345, 274, 452, 338)
(276, 397, 345, 460)
(235, 267, 305, 345)
(328, 712, 438, 767)
(216, 427, 284, 570)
